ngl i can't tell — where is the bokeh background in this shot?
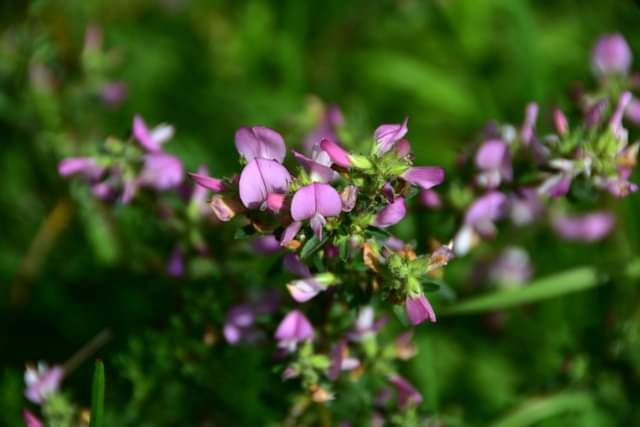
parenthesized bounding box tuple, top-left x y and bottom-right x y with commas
(2, 0, 640, 425)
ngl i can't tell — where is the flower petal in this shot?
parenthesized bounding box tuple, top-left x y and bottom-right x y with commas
(402, 166, 445, 190)
(290, 183, 342, 221)
(374, 118, 408, 155)
(235, 126, 286, 163)
(238, 159, 291, 208)
(189, 172, 226, 192)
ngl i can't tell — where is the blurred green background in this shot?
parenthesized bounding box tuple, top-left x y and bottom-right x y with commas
(2, 0, 640, 425)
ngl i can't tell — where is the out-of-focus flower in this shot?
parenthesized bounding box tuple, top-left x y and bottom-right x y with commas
(22, 410, 43, 427)
(224, 292, 280, 345)
(235, 126, 286, 163)
(373, 197, 406, 228)
(166, 246, 185, 277)
(551, 211, 615, 241)
(374, 118, 408, 155)
(58, 157, 104, 181)
(464, 191, 508, 236)
(100, 81, 127, 106)
(303, 104, 343, 153)
(475, 140, 512, 188)
(592, 33, 632, 77)
(419, 189, 441, 208)
(189, 172, 227, 192)
(291, 183, 342, 238)
(328, 340, 360, 381)
(275, 310, 314, 352)
(401, 166, 445, 190)
(133, 115, 175, 153)
(347, 306, 388, 341)
(389, 375, 423, 409)
(138, 152, 184, 191)
(24, 363, 63, 404)
(489, 247, 533, 287)
(404, 295, 436, 325)
(250, 235, 281, 254)
(238, 159, 291, 209)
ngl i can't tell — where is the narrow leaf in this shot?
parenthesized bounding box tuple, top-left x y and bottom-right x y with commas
(490, 391, 594, 427)
(443, 267, 599, 315)
(89, 360, 105, 427)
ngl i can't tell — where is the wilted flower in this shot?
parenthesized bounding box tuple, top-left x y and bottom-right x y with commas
(275, 310, 314, 352)
(340, 185, 358, 212)
(24, 363, 64, 404)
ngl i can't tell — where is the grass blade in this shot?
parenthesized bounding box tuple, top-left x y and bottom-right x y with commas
(490, 391, 593, 427)
(443, 267, 599, 315)
(90, 360, 105, 427)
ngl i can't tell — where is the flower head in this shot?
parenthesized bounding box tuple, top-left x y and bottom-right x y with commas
(475, 140, 512, 188)
(592, 33, 632, 77)
(374, 118, 408, 155)
(235, 126, 286, 163)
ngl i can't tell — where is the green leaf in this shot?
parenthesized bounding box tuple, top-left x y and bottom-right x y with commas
(89, 360, 105, 427)
(443, 267, 599, 315)
(300, 235, 328, 260)
(490, 391, 594, 427)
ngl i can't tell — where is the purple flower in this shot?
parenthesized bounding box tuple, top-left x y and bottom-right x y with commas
(464, 191, 508, 236)
(626, 98, 640, 124)
(389, 375, 423, 409)
(474, 140, 512, 188)
(551, 211, 615, 242)
(538, 173, 572, 198)
(287, 279, 328, 303)
(419, 189, 441, 208)
(510, 188, 543, 225)
(489, 247, 533, 286)
(238, 159, 291, 209)
(292, 150, 338, 183)
(374, 118, 408, 155)
(394, 139, 412, 158)
(592, 33, 632, 77)
(320, 139, 352, 168)
(290, 183, 342, 238)
(521, 102, 538, 144)
(22, 410, 43, 427)
(58, 157, 104, 181)
(303, 104, 343, 153)
(610, 91, 632, 139)
(100, 81, 127, 106)
(404, 295, 436, 325)
(275, 310, 314, 352)
(166, 246, 185, 277)
(328, 340, 360, 381)
(138, 152, 184, 190)
(553, 108, 569, 136)
(401, 166, 445, 190)
(223, 304, 258, 344)
(373, 197, 407, 228)
(24, 363, 64, 404)
(189, 172, 226, 192)
(586, 99, 609, 129)
(250, 235, 281, 254)
(235, 126, 286, 163)
(133, 115, 174, 153)
(347, 306, 388, 341)
(283, 253, 312, 277)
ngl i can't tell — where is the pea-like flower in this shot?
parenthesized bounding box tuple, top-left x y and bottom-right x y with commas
(235, 126, 286, 163)
(275, 310, 315, 352)
(474, 139, 512, 188)
(239, 159, 291, 209)
(290, 183, 342, 238)
(374, 118, 408, 155)
(373, 197, 407, 228)
(24, 363, 64, 404)
(404, 295, 436, 325)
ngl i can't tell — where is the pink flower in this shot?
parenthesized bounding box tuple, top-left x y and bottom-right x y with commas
(592, 33, 632, 77)
(374, 118, 408, 155)
(138, 152, 184, 190)
(292, 150, 338, 183)
(189, 172, 226, 192)
(22, 410, 43, 427)
(401, 166, 445, 190)
(58, 157, 104, 181)
(404, 295, 436, 325)
(235, 126, 286, 163)
(275, 310, 314, 352)
(320, 139, 352, 168)
(290, 183, 342, 238)
(551, 211, 615, 242)
(133, 115, 174, 153)
(24, 363, 64, 404)
(464, 192, 508, 236)
(474, 140, 512, 188)
(373, 198, 406, 228)
(238, 159, 291, 209)
(389, 375, 423, 409)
